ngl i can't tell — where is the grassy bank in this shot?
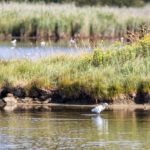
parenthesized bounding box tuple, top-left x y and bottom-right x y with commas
(0, 35, 150, 104)
(0, 2, 149, 39)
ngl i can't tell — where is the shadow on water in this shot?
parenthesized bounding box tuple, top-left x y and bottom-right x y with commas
(91, 115, 108, 133)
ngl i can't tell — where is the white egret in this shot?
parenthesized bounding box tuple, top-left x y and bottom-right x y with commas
(69, 37, 77, 48)
(11, 39, 17, 46)
(40, 41, 46, 47)
(120, 37, 124, 43)
(91, 103, 108, 114)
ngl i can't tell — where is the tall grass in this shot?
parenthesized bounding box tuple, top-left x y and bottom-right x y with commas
(0, 35, 150, 103)
(0, 2, 149, 38)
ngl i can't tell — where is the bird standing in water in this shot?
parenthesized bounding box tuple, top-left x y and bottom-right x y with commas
(40, 41, 46, 47)
(69, 37, 77, 48)
(91, 103, 108, 114)
(11, 39, 17, 46)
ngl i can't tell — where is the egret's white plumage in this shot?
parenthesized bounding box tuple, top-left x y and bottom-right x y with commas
(69, 38, 77, 47)
(11, 39, 17, 46)
(91, 103, 108, 114)
(40, 41, 46, 47)
(120, 37, 124, 43)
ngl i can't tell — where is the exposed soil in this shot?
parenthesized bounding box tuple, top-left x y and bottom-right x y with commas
(0, 87, 150, 107)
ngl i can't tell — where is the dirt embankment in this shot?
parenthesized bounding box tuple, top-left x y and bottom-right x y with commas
(0, 86, 150, 111)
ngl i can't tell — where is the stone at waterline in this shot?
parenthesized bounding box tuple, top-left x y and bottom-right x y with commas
(42, 98, 51, 104)
(3, 94, 18, 106)
(20, 97, 33, 104)
(33, 98, 42, 104)
(3, 104, 18, 112)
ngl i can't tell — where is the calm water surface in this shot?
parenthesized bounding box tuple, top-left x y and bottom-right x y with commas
(0, 41, 91, 60)
(0, 109, 149, 150)
(0, 39, 117, 60)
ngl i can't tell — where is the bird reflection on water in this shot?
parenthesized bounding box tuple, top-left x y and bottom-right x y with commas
(91, 115, 108, 134)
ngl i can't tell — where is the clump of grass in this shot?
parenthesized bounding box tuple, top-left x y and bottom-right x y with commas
(92, 35, 150, 67)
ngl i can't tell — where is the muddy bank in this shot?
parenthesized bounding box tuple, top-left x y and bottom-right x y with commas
(0, 86, 150, 112)
(1, 102, 150, 112)
(17, 103, 150, 110)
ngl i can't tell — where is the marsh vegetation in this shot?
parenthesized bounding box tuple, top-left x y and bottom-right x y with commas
(0, 3, 149, 40)
(0, 1, 150, 105)
(0, 35, 150, 104)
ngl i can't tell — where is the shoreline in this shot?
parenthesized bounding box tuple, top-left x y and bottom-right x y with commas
(2, 102, 150, 112)
(17, 103, 150, 110)
(0, 36, 150, 111)
(18, 103, 150, 110)
(1, 93, 150, 111)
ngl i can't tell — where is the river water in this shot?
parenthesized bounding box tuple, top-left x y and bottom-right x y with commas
(0, 41, 91, 60)
(0, 109, 149, 150)
(0, 39, 117, 60)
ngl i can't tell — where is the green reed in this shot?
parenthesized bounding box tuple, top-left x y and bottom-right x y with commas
(0, 2, 149, 38)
